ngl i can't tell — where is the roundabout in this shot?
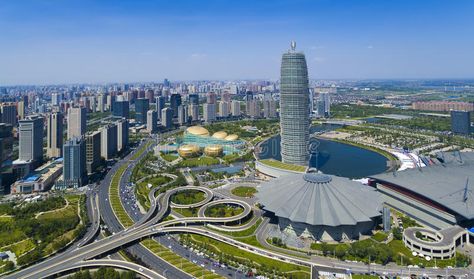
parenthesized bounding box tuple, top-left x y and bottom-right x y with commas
(169, 186, 213, 209)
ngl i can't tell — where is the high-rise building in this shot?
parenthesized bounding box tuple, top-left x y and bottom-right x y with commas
(280, 42, 310, 166)
(316, 93, 330, 118)
(188, 104, 199, 122)
(231, 100, 241, 117)
(161, 107, 173, 129)
(145, 89, 155, 103)
(451, 111, 471, 135)
(97, 94, 106, 112)
(170, 94, 182, 118)
(263, 100, 277, 118)
(62, 137, 86, 188)
(189, 94, 199, 105)
(135, 98, 149, 124)
(203, 103, 216, 123)
(51, 93, 62, 106)
(177, 105, 188, 125)
(147, 110, 158, 133)
(219, 101, 229, 117)
(0, 103, 17, 127)
(47, 112, 63, 158)
(116, 118, 129, 153)
(207, 92, 217, 105)
(113, 100, 129, 119)
(0, 124, 13, 194)
(155, 96, 165, 120)
(247, 100, 260, 118)
(67, 107, 86, 139)
(18, 116, 44, 165)
(17, 101, 25, 120)
(100, 124, 117, 160)
(85, 131, 101, 175)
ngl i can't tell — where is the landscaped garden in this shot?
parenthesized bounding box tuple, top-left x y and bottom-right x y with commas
(171, 190, 206, 205)
(231, 186, 257, 198)
(204, 204, 243, 218)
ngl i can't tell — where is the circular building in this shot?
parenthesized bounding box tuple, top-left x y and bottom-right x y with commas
(204, 145, 223, 157)
(225, 134, 239, 141)
(186, 126, 209, 137)
(256, 171, 382, 242)
(178, 144, 200, 158)
(212, 131, 228, 140)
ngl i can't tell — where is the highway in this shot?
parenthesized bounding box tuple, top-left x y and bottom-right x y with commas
(5, 138, 472, 279)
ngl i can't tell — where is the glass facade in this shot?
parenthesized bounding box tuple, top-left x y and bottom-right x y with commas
(280, 49, 310, 166)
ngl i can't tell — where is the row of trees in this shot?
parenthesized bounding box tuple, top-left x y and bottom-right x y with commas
(67, 268, 136, 279)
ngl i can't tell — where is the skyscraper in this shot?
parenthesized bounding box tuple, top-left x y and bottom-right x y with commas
(155, 96, 165, 120)
(100, 124, 117, 160)
(280, 42, 310, 166)
(47, 112, 63, 158)
(63, 137, 86, 188)
(18, 116, 44, 165)
(189, 94, 199, 105)
(203, 103, 216, 123)
(85, 131, 101, 175)
(188, 104, 199, 122)
(263, 100, 277, 118)
(451, 111, 471, 135)
(161, 107, 173, 129)
(113, 100, 130, 119)
(0, 124, 13, 194)
(67, 107, 86, 139)
(147, 110, 158, 133)
(135, 98, 149, 124)
(231, 100, 241, 117)
(0, 103, 17, 127)
(116, 118, 129, 153)
(177, 105, 187, 125)
(170, 93, 182, 118)
(219, 101, 229, 117)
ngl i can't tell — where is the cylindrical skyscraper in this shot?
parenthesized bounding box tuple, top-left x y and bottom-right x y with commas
(280, 41, 310, 166)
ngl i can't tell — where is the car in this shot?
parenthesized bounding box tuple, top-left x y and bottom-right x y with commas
(139, 268, 143, 272)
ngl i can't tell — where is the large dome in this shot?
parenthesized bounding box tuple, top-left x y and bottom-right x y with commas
(177, 144, 200, 158)
(256, 172, 381, 227)
(225, 134, 239, 141)
(212, 131, 228, 139)
(204, 145, 223, 157)
(186, 126, 209, 136)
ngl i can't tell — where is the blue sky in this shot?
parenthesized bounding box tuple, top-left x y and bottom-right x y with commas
(1, 0, 473, 85)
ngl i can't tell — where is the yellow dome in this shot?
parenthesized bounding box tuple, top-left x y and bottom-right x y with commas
(178, 144, 201, 158)
(224, 134, 239, 141)
(212, 131, 228, 139)
(186, 126, 209, 136)
(204, 145, 223, 157)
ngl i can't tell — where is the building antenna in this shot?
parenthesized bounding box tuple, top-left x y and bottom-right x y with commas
(291, 41, 296, 52)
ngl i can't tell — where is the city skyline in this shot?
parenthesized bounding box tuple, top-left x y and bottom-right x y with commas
(1, 0, 474, 85)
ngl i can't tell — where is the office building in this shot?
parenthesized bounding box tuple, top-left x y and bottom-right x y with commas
(203, 103, 216, 123)
(145, 89, 155, 103)
(189, 104, 199, 122)
(116, 118, 129, 153)
(317, 93, 331, 118)
(100, 124, 117, 160)
(280, 42, 310, 166)
(135, 98, 149, 124)
(170, 93, 182, 118)
(263, 100, 277, 118)
(12, 159, 62, 193)
(113, 100, 129, 119)
(97, 94, 106, 112)
(147, 110, 158, 133)
(0, 103, 17, 127)
(62, 137, 86, 188)
(451, 111, 471, 135)
(67, 107, 86, 139)
(219, 101, 229, 117)
(85, 131, 101, 175)
(46, 112, 63, 158)
(18, 116, 44, 165)
(231, 100, 241, 117)
(177, 105, 188, 125)
(0, 124, 13, 194)
(155, 96, 165, 120)
(189, 94, 199, 105)
(161, 107, 173, 129)
(247, 100, 260, 118)
(17, 101, 25, 120)
(207, 92, 217, 105)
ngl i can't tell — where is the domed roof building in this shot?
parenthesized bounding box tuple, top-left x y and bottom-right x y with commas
(204, 145, 223, 157)
(224, 134, 239, 141)
(186, 126, 209, 137)
(256, 171, 382, 241)
(212, 131, 228, 139)
(177, 144, 201, 158)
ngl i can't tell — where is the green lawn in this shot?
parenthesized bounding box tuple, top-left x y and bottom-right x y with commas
(259, 159, 306, 172)
(109, 164, 134, 228)
(171, 190, 206, 205)
(178, 156, 220, 167)
(205, 204, 243, 218)
(161, 153, 179, 162)
(231, 186, 257, 198)
(372, 231, 388, 242)
(2, 238, 35, 257)
(136, 175, 172, 210)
